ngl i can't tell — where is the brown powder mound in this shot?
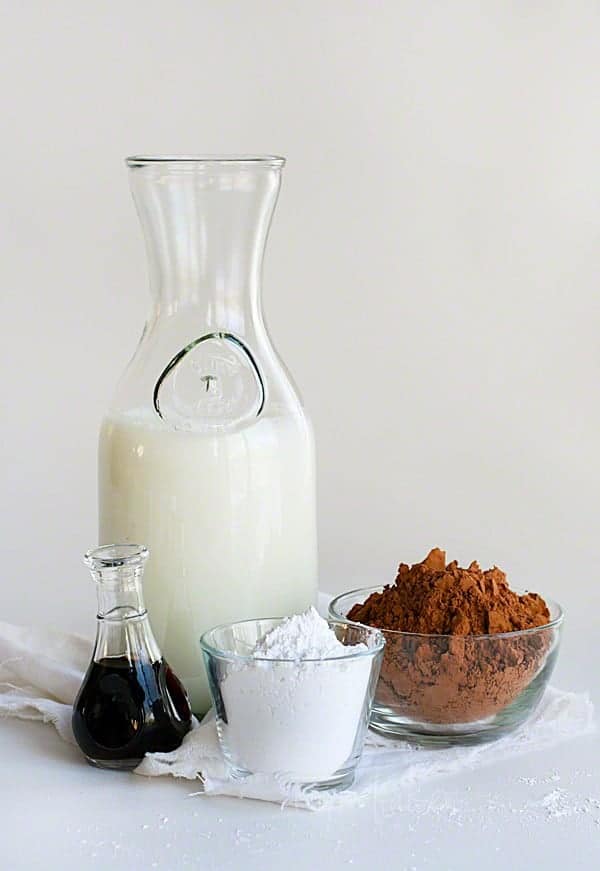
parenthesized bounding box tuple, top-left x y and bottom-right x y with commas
(348, 548, 553, 724)
(350, 547, 550, 636)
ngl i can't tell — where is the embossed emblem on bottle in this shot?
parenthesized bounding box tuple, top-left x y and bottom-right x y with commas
(153, 332, 265, 431)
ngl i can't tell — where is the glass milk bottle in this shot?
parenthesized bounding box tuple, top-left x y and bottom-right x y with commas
(99, 156, 318, 714)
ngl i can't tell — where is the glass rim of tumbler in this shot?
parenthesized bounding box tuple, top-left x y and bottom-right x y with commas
(126, 154, 286, 169)
(329, 586, 563, 641)
(200, 616, 385, 665)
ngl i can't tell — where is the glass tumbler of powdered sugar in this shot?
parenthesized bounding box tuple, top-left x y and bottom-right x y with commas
(200, 619, 384, 792)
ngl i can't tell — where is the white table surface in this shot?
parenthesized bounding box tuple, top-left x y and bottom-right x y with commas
(1, 602, 599, 871)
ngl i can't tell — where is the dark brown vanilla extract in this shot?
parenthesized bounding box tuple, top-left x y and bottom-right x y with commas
(72, 655, 192, 770)
(73, 544, 193, 770)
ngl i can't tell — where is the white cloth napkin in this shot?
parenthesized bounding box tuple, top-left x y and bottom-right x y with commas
(0, 612, 594, 810)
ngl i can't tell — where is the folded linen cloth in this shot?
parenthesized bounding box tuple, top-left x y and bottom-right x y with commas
(0, 607, 594, 810)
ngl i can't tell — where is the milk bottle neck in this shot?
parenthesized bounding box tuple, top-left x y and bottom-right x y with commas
(128, 156, 284, 335)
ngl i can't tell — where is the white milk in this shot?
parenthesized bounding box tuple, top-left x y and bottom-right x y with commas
(99, 411, 318, 713)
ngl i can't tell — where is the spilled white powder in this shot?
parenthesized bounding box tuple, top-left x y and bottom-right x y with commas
(541, 789, 574, 819)
(219, 608, 374, 781)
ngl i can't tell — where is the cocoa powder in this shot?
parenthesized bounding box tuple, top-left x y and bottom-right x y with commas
(348, 548, 553, 724)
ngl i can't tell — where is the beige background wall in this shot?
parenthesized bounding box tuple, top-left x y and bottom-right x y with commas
(2, 1, 599, 639)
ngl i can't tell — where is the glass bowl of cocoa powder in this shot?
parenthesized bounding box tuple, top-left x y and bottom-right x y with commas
(329, 548, 563, 745)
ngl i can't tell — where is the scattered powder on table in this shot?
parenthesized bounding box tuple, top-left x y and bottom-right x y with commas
(348, 548, 553, 724)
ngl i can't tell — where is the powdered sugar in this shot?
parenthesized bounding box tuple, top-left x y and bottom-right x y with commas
(253, 606, 366, 660)
(540, 788, 575, 818)
(217, 609, 375, 781)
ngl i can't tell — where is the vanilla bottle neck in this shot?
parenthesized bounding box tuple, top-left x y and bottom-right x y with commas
(85, 544, 161, 664)
(92, 566, 146, 620)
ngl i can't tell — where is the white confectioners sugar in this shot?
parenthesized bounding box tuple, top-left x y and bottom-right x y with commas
(220, 608, 372, 781)
(253, 607, 366, 660)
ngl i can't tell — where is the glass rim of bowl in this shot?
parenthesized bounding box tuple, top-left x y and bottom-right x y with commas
(329, 585, 564, 641)
(199, 616, 385, 664)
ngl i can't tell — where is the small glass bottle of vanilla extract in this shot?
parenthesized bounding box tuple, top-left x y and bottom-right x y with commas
(72, 544, 192, 770)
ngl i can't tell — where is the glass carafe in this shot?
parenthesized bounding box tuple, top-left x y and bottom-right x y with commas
(99, 156, 318, 714)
